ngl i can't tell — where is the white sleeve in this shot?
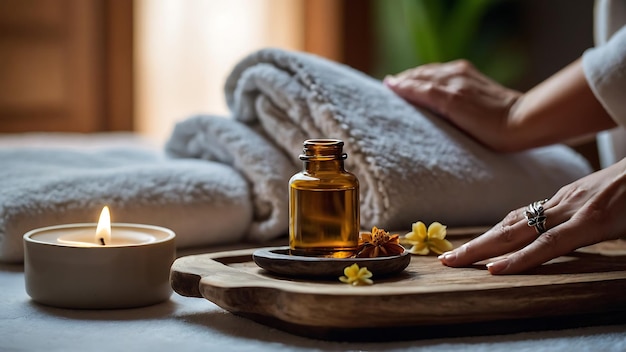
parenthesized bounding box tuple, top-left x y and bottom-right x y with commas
(582, 24, 626, 128)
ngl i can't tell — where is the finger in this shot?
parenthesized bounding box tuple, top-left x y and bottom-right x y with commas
(399, 60, 483, 84)
(391, 62, 445, 81)
(386, 75, 496, 121)
(439, 207, 535, 267)
(485, 187, 619, 275)
(440, 198, 565, 267)
(485, 215, 595, 275)
(385, 79, 449, 116)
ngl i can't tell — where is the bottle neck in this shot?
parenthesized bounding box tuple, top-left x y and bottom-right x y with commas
(303, 159, 345, 173)
(299, 139, 347, 174)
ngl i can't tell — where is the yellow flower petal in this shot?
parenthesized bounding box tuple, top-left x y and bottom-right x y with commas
(339, 264, 373, 285)
(339, 276, 351, 283)
(415, 221, 428, 240)
(358, 267, 373, 279)
(353, 278, 373, 286)
(427, 222, 447, 240)
(404, 221, 427, 242)
(399, 237, 418, 246)
(401, 221, 454, 256)
(403, 232, 420, 242)
(344, 263, 359, 276)
(409, 243, 430, 255)
(428, 238, 453, 254)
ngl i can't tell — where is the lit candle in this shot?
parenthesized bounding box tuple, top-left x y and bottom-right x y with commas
(23, 206, 176, 309)
(96, 205, 111, 245)
(48, 206, 156, 247)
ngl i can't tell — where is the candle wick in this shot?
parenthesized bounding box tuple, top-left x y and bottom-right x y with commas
(99, 238, 106, 246)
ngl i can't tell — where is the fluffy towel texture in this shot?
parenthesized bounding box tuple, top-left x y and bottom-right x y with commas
(167, 48, 592, 241)
(0, 145, 252, 263)
(167, 116, 296, 241)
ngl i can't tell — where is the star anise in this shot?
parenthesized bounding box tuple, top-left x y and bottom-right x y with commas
(355, 226, 405, 258)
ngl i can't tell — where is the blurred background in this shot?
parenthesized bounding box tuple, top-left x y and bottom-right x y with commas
(0, 0, 597, 165)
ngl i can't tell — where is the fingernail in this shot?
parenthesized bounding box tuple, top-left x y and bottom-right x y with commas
(383, 75, 398, 86)
(486, 260, 508, 275)
(438, 251, 456, 263)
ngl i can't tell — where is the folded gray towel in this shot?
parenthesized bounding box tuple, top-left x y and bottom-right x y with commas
(167, 48, 592, 240)
(0, 146, 252, 263)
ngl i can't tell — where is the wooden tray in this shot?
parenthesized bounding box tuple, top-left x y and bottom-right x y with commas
(171, 238, 626, 341)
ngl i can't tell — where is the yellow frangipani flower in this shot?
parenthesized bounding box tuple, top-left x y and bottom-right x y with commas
(400, 221, 453, 255)
(339, 263, 373, 286)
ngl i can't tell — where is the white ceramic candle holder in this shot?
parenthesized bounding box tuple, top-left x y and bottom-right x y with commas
(23, 223, 176, 309)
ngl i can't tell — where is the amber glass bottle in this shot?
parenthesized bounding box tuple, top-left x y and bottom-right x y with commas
(289, 139, 360, 258)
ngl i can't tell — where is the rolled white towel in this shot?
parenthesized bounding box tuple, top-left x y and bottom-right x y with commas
(167, 48, 592, 240)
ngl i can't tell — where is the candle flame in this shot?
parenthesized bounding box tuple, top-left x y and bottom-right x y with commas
(96, 206, 111, 246)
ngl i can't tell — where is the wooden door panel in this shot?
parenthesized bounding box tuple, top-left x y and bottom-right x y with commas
(0, 0, 131, 133)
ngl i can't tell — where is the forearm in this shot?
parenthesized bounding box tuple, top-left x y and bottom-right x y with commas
(507, 58, 616, 151)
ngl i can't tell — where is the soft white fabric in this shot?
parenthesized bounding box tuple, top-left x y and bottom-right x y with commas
(584, 0, 626, 167)
(167, 116, 296, 241)
(0, 134, 253, 263)
(583, 25, 626, 125)
(167, 48, 592, 241)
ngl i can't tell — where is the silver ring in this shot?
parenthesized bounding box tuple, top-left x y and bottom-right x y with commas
(525, 199, 548, 235)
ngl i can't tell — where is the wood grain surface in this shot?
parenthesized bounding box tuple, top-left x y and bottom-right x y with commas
(170, 237, 626, 340)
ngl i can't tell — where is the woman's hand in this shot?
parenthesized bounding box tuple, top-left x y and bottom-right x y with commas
(384, 59, 616, 152)
(438, 157, 626, 274)
(386, 58, 623, 274)
(384, 60, 523, 151)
